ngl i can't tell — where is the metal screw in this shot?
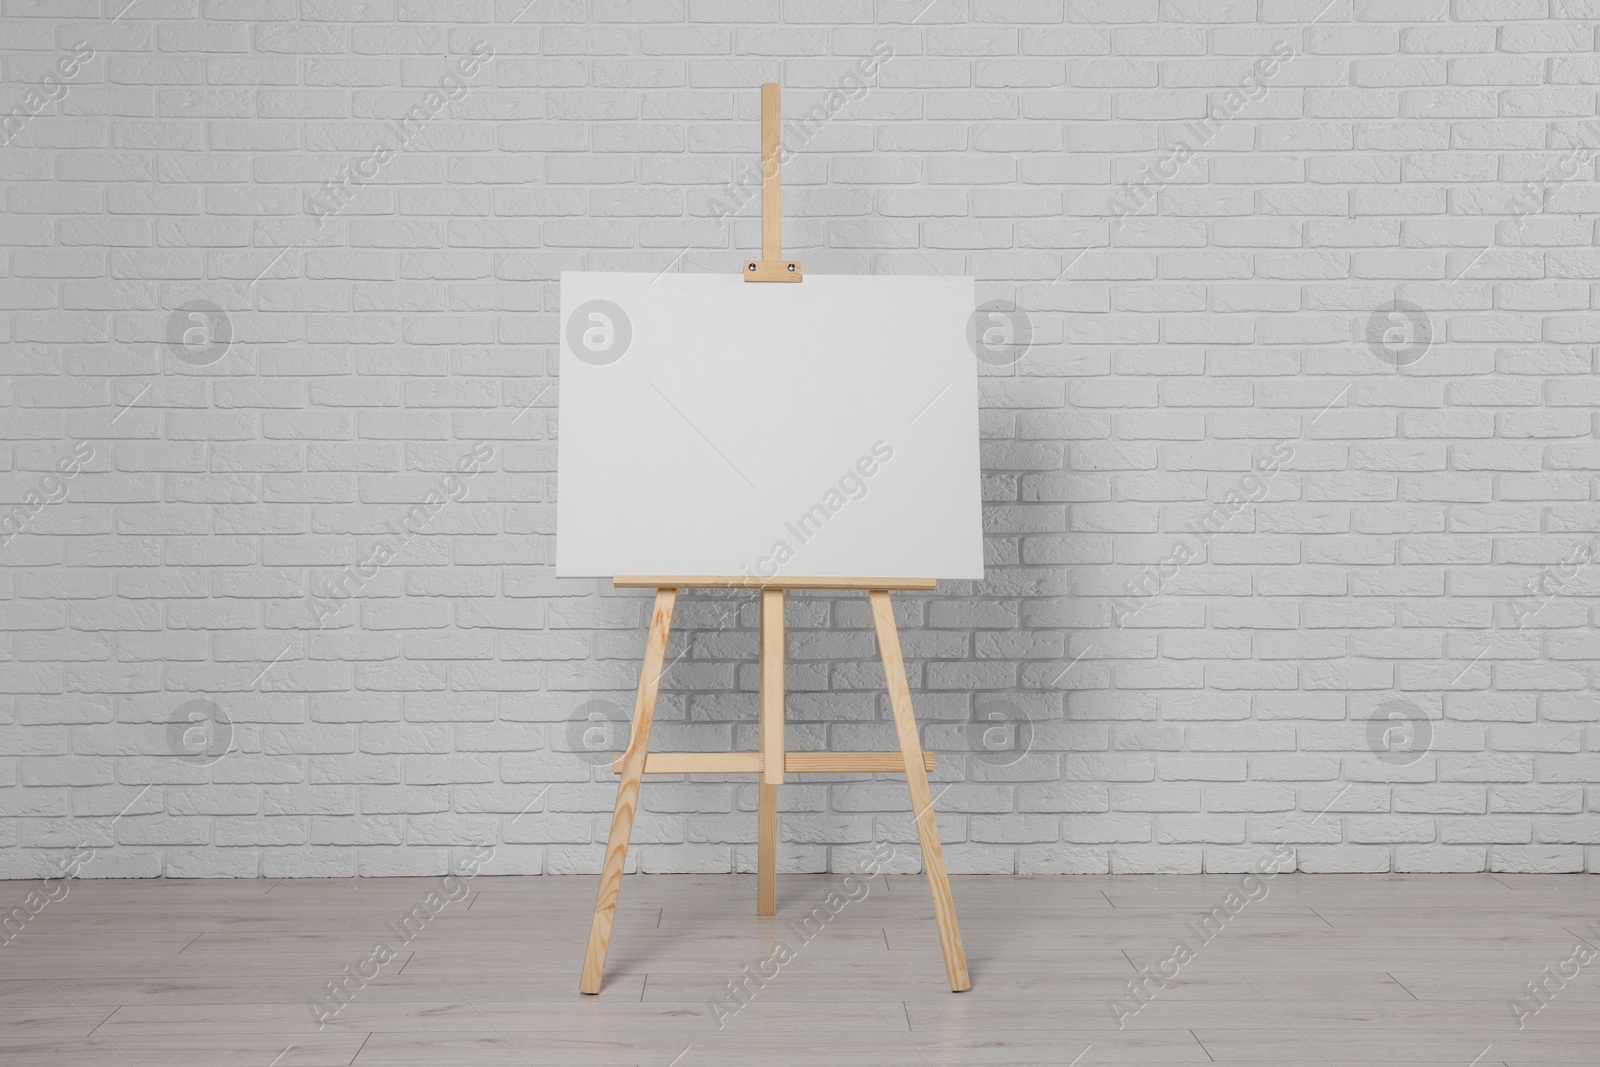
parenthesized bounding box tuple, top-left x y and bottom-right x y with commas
(748, 263, 756, 271)
(787, 263, 796, 272)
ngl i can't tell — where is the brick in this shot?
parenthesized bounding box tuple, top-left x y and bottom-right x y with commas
(0, 6, 1591, 879)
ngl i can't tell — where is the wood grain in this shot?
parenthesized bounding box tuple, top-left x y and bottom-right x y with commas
(579, 586, 676, 994)
(758, 586, 784, 915)
(869, 588, 971, 993)
(758, 782, 778, 917)
(760, 587, 785, 787)
(761, 80, 781, 261)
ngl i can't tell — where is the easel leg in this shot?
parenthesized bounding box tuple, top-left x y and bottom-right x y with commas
(580, 588, 677, 995)
(757, 783, 777, 915)
(869, 589, 971, 993)
(757, 588, 784, 915)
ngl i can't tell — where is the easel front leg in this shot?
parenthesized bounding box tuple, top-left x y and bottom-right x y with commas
(757, 587, 784, 915)
(869, 589, 971, 992)
(580, 587, 677, 994)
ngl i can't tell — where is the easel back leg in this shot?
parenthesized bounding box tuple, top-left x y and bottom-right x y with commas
(757, 782, 778, 915)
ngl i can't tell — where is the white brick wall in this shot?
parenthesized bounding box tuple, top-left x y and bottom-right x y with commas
(2, 1, 1598, 880)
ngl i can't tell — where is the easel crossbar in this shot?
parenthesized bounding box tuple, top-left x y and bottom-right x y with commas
(612, 575, 936, 590)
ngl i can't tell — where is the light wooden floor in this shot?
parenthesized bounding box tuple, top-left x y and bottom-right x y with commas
(2, 870, 1597, 1065)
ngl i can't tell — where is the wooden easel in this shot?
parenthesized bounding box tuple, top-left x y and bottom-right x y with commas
(578, 85, 970, 996)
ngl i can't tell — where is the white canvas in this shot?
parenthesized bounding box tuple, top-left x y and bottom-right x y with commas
(555, 271, 984, 580)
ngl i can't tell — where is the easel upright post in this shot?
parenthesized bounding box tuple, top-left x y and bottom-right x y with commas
(745, 82, 801, 283)
(761, 82, 781, 263)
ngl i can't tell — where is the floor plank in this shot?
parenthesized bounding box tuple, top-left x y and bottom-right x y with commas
(2, 872, 1596, 1065)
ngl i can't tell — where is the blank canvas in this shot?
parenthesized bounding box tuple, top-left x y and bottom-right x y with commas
(556, 271, 983, 580)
